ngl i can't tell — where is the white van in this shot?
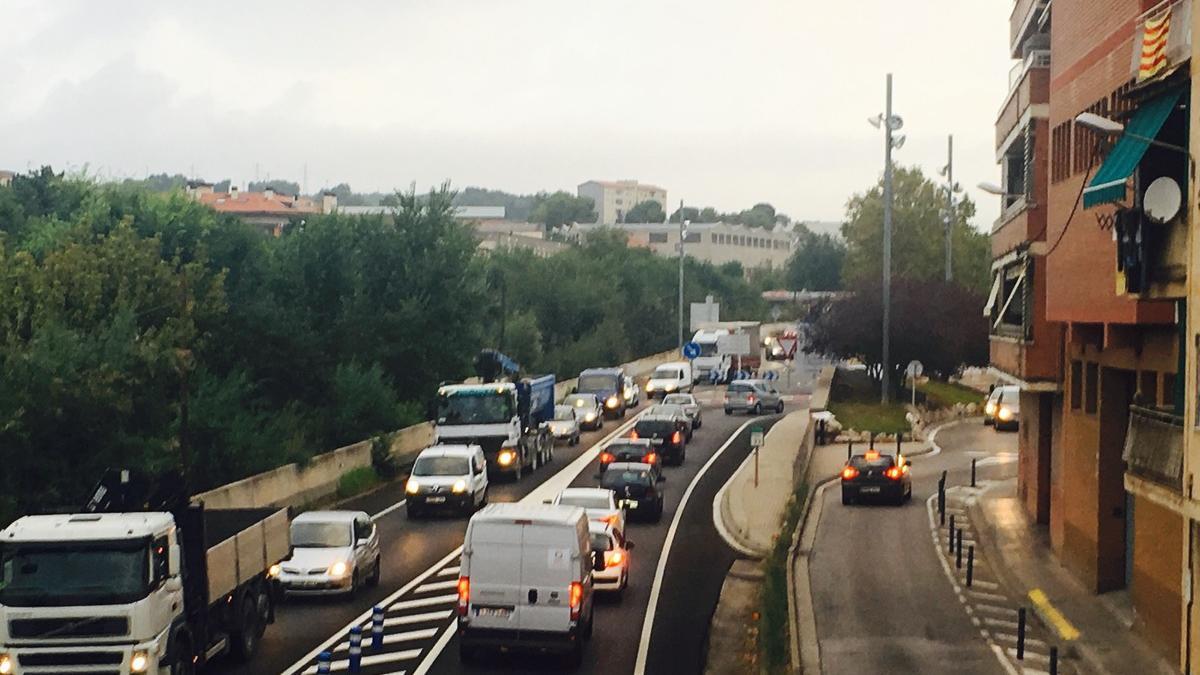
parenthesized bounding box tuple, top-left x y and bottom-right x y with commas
(406, 444, 489, 518)
(645, 361, 695, 399)
(457, 503, 599, 666)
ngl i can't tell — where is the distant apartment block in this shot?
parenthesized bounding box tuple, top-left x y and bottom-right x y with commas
(188, 182, 335, 235)
(0, 170, 13, 187)
(577, 180, 667, 224)
(569, 221, 793, 269)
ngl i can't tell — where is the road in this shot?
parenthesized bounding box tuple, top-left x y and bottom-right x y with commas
(808, 418, 1021, 675)
(223, 359, 817, 675)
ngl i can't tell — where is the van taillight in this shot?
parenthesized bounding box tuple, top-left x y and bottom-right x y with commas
(457, 577, 470, 617)
(671, 431, 682, 444)
(569, 581, 583, 620)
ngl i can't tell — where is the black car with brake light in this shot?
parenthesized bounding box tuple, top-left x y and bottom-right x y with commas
(597, 462, 665, 522)
(629, 415, 687, 465)
(598, 439, 659, 473)
(840, 450, 912, 506)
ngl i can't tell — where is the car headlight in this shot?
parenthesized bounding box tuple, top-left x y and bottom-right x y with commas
(498, 450, 516, 466)
(452, 479, 468, 494)
(268, 563, 282, 578)
(606, 396, 620, 408)
(406, 478, 420, 494)
(584, 412, 597, 422)
(328, 560, 349, 579)
(664, 384, 677, 392)
(645, 383, 655, 392)
(985, 402, 996, 415)
(0, 654, 12, 675)
(998, 407, 1014, 421)
(130, 650, 150, 673)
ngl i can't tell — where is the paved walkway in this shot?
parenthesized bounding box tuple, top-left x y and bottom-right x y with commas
(973, 478, 1180, 675)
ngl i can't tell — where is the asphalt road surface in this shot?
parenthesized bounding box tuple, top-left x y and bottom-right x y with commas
(809, 418, 1019, 675)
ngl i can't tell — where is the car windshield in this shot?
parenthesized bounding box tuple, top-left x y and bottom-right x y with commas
(663, 395, 692, 405)
(602, 469, 653, 488)
(565, 395, 596, 408)
(651, 405, 683, 415)
(698, 342, 718, 356)
(436, 391, 515, 425)
(652, 368, 681, 379)
(413, 456, 470, 476)
(578, 374, 618, 393)
(635, 420, 674, 436)
(850, 454, 896, 469)
(290, 521, 353, 548)
(590, 532, 613, 552)
(0, 540, 150, 607)
(554, 406, 576, 421)
(559, 494, 612, 509)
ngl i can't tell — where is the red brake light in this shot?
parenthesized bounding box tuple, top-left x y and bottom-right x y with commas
(747, 395, 756, 403)
(599, 452, 614, 464)
(604, 551, 623, 567)
(457, 576, 470, 617)
(841, 466, 859, 480)
(569, 581, 583, 620)
(671, 431, 682, 444)
(885, 467, 902, 480)
(865, 450, 880, 460)
(630, 430, 639, 440)
(643, 452, 658, 464)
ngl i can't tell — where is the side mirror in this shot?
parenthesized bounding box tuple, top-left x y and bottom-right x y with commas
(168, 544, 181, 576)
(592, 551, 606, 572)
(570, 386, 578, 394)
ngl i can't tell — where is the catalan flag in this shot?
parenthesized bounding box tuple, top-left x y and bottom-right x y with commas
(1138, 9, 1171, 81)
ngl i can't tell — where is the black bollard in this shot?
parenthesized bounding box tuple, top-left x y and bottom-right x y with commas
(971, 458, 977, 487)
(869, 432, 875, 450)
(948, 515, 956, 554)
(955, 528, 963, 569)
(966, 545, 974, 586)
(896, 436, 902, 456)
(848, 440, 853, 461)
(1017, 608, 1027, 660)
(1049, 646, 1058, 675)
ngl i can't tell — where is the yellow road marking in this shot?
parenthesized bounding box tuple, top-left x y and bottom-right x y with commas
(1028, 588, 1081, 641)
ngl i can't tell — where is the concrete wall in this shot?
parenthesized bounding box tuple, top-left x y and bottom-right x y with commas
(193, 349, 680, 510)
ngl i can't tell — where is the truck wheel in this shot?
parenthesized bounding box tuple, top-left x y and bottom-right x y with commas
(231, 594, 262, 661)
(167, 635, 195, 675)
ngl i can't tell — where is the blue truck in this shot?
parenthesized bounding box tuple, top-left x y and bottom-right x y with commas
(433, 351, 556, 480)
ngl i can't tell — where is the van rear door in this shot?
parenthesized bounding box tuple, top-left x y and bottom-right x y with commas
(466, 521, 523, 631)
(518, 523, 579, 634)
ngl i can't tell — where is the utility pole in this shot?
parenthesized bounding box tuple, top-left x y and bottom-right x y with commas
(881, 74, 894, 405)
(678, 199, 686, 350)
(945, 134, 954, 282)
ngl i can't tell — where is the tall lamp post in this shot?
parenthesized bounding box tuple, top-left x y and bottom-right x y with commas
(940, 135, 957, 282)
(868, 74, 905, 404)
(678, 200, 688, 350)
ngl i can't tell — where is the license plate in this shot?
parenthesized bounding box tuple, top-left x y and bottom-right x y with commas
(427, 496, 446, 503)
(860, 486, 881, 494)
(476, 606, 512, 619)
(620, 499, 639, 509)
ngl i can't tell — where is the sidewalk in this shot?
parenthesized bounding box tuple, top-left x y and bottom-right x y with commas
(972, 478, 1180, 675)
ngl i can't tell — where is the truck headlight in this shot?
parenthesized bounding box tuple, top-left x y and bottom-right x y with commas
(328, 560, 349, 579)
(406, 478, 420, 494)
(998, 407, 1014, 422)
(131, 650, 150, 673)
(606, 396, 620, 408)
(498, 450, 516, 466)
(268, 563, 282, 578)
(0, 654, 12, 675)
(452, 479, 468, 494)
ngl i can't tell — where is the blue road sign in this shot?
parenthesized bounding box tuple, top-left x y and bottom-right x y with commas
(764, 370, 778, 381)
(682, 341, 701, 359)
(708, 368, 723, 384)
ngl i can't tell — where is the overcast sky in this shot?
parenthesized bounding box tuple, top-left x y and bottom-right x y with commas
(0, 0, 1012, 227)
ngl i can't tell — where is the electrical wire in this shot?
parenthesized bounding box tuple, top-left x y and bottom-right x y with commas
(1043, 157, 1096, 258)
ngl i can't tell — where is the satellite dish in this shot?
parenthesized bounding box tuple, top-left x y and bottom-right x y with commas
(1144, 176, 1182, 223)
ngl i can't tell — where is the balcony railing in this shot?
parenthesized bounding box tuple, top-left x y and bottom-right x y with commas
(1007, 49, 1051, 91)
(1010, 0, 1050, 57)
(1123, 405, 1183, 493)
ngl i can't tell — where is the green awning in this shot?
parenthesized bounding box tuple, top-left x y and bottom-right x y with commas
(1083, 89, 1183, 208)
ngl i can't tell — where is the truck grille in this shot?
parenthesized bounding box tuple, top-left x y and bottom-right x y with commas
(20, 651, 124, 666)
(9, 616, 129, 639)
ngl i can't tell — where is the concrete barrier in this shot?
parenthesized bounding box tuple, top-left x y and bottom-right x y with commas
(193, 348, 683, 509)
(808, 365, 835, 412)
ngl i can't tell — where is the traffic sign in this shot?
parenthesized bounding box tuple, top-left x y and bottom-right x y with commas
(709, 368, 723, 384)
(682, 341, 701, 359)
(905, 360, 924, 379)
(749, 426, 765, 448)
(764, 370, 778, 381)
(778, 335, 798, 358)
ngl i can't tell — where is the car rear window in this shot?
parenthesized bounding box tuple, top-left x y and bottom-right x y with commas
(727, 383, 753, 393)
(590, 532, 613, 552)
(607, 443, 645, 457)
(601, 470, 652, 488)
(635, 420, 673, 436)
(662, 395, 691, 405)
(849, 454, 895, 469)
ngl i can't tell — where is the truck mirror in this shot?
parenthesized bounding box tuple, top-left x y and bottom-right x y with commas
(168, 544, 181, 576)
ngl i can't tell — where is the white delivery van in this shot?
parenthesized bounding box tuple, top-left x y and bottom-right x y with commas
(645, 361, 694, 398)
(457, 503, 599, 666)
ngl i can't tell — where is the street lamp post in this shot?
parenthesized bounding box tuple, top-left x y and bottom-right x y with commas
(944, 135, 954, 282)
(678, 200, 687, 350)
(868, 74, 904, 404)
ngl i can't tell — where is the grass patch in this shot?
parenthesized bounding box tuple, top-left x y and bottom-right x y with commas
(760, 481, 808, 674)
(336, 466, 380, 499)
(828, 400, 909, 434)
(918, 379, 985, 409)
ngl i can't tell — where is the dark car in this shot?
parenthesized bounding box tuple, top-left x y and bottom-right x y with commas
(840, 451, 912, 506)
(630, 415, 688, 465)
(599, 462, 665, 522)
(599, 439, 661, 473)
(578, 367, 628, 419)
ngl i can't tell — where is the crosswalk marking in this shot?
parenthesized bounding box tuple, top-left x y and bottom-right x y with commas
(382, 610, 454, 628)
(436, 565, 460, 577)
(302, 649, 422, 674)
(389, 593, 458, 611)
(333, 628, 439, 652)
(414, 579, 459, 594)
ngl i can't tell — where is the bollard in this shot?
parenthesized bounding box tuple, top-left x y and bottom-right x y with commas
(896, 436, 902, 456)
(372, 605, 385, 650)
(938, 481, 946, 525)
(1049, 646, 1058, 675)
(966, 545, 975, 586)
(348, 626, 363, 673)
(317, 651, 332, 674)
(971, 458, 977, 487)
(955, 528, 963, 569)
(847, 440, 853, 461)
(869, 432, 875, 450)
(1017, 608, 1027, 660)
(948, 515, 956, 554)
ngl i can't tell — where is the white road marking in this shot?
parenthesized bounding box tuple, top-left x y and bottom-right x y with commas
(382, 610, 453, 628)
(372, 498, 409, 522)
(634, 417, 768, 674)
(436, 566, 460, 577)
(333, 628, 439, 652)
(389, 594, 458, 611)
(413, 579, 459, 594)
(302, 649, 421, 673)
(411, 623, 456, 675)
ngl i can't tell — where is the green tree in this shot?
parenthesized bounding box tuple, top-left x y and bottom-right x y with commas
(786, 232, 846, 291)
(624, 200, 665, 223)
(842, 165, 990, 293)
(529, 191, 596, 228)
(248, 179, 301, 195)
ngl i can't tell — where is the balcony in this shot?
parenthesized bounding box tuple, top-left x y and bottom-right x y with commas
(1123, 405, 1183, 494)
(996, 50, 1049, 147)
(1010, 0, 1050, 58)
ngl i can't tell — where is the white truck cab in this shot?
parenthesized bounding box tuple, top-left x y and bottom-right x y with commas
(456, 503, 598, 667)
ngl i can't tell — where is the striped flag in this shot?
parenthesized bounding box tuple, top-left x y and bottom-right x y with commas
(1138, 9, 1171, 81)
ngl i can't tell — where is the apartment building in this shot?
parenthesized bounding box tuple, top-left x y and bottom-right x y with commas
(568, 221, 793, 269)
(188, 182, 335, 235)
(577, 180, 667, 224)
(987, 0, 1193, 666)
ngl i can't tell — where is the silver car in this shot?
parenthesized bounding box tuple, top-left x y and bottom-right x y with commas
(548, 404, 582, 445)
(661, 393, 702, 429)
(724, 379, 784, 415)
(277, 511, 381, 596)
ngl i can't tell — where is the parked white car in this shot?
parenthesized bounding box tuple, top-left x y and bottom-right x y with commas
(551, 487, 625, 536)
(645, 361, 694, 399)
(458, 503, 598, 667)
(662, 393, 702, 429)
(588, 521, 632, 597)
(406, 445, 490, 517)
(277, 511, 381, 596)
(548, 404, 582, 445)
